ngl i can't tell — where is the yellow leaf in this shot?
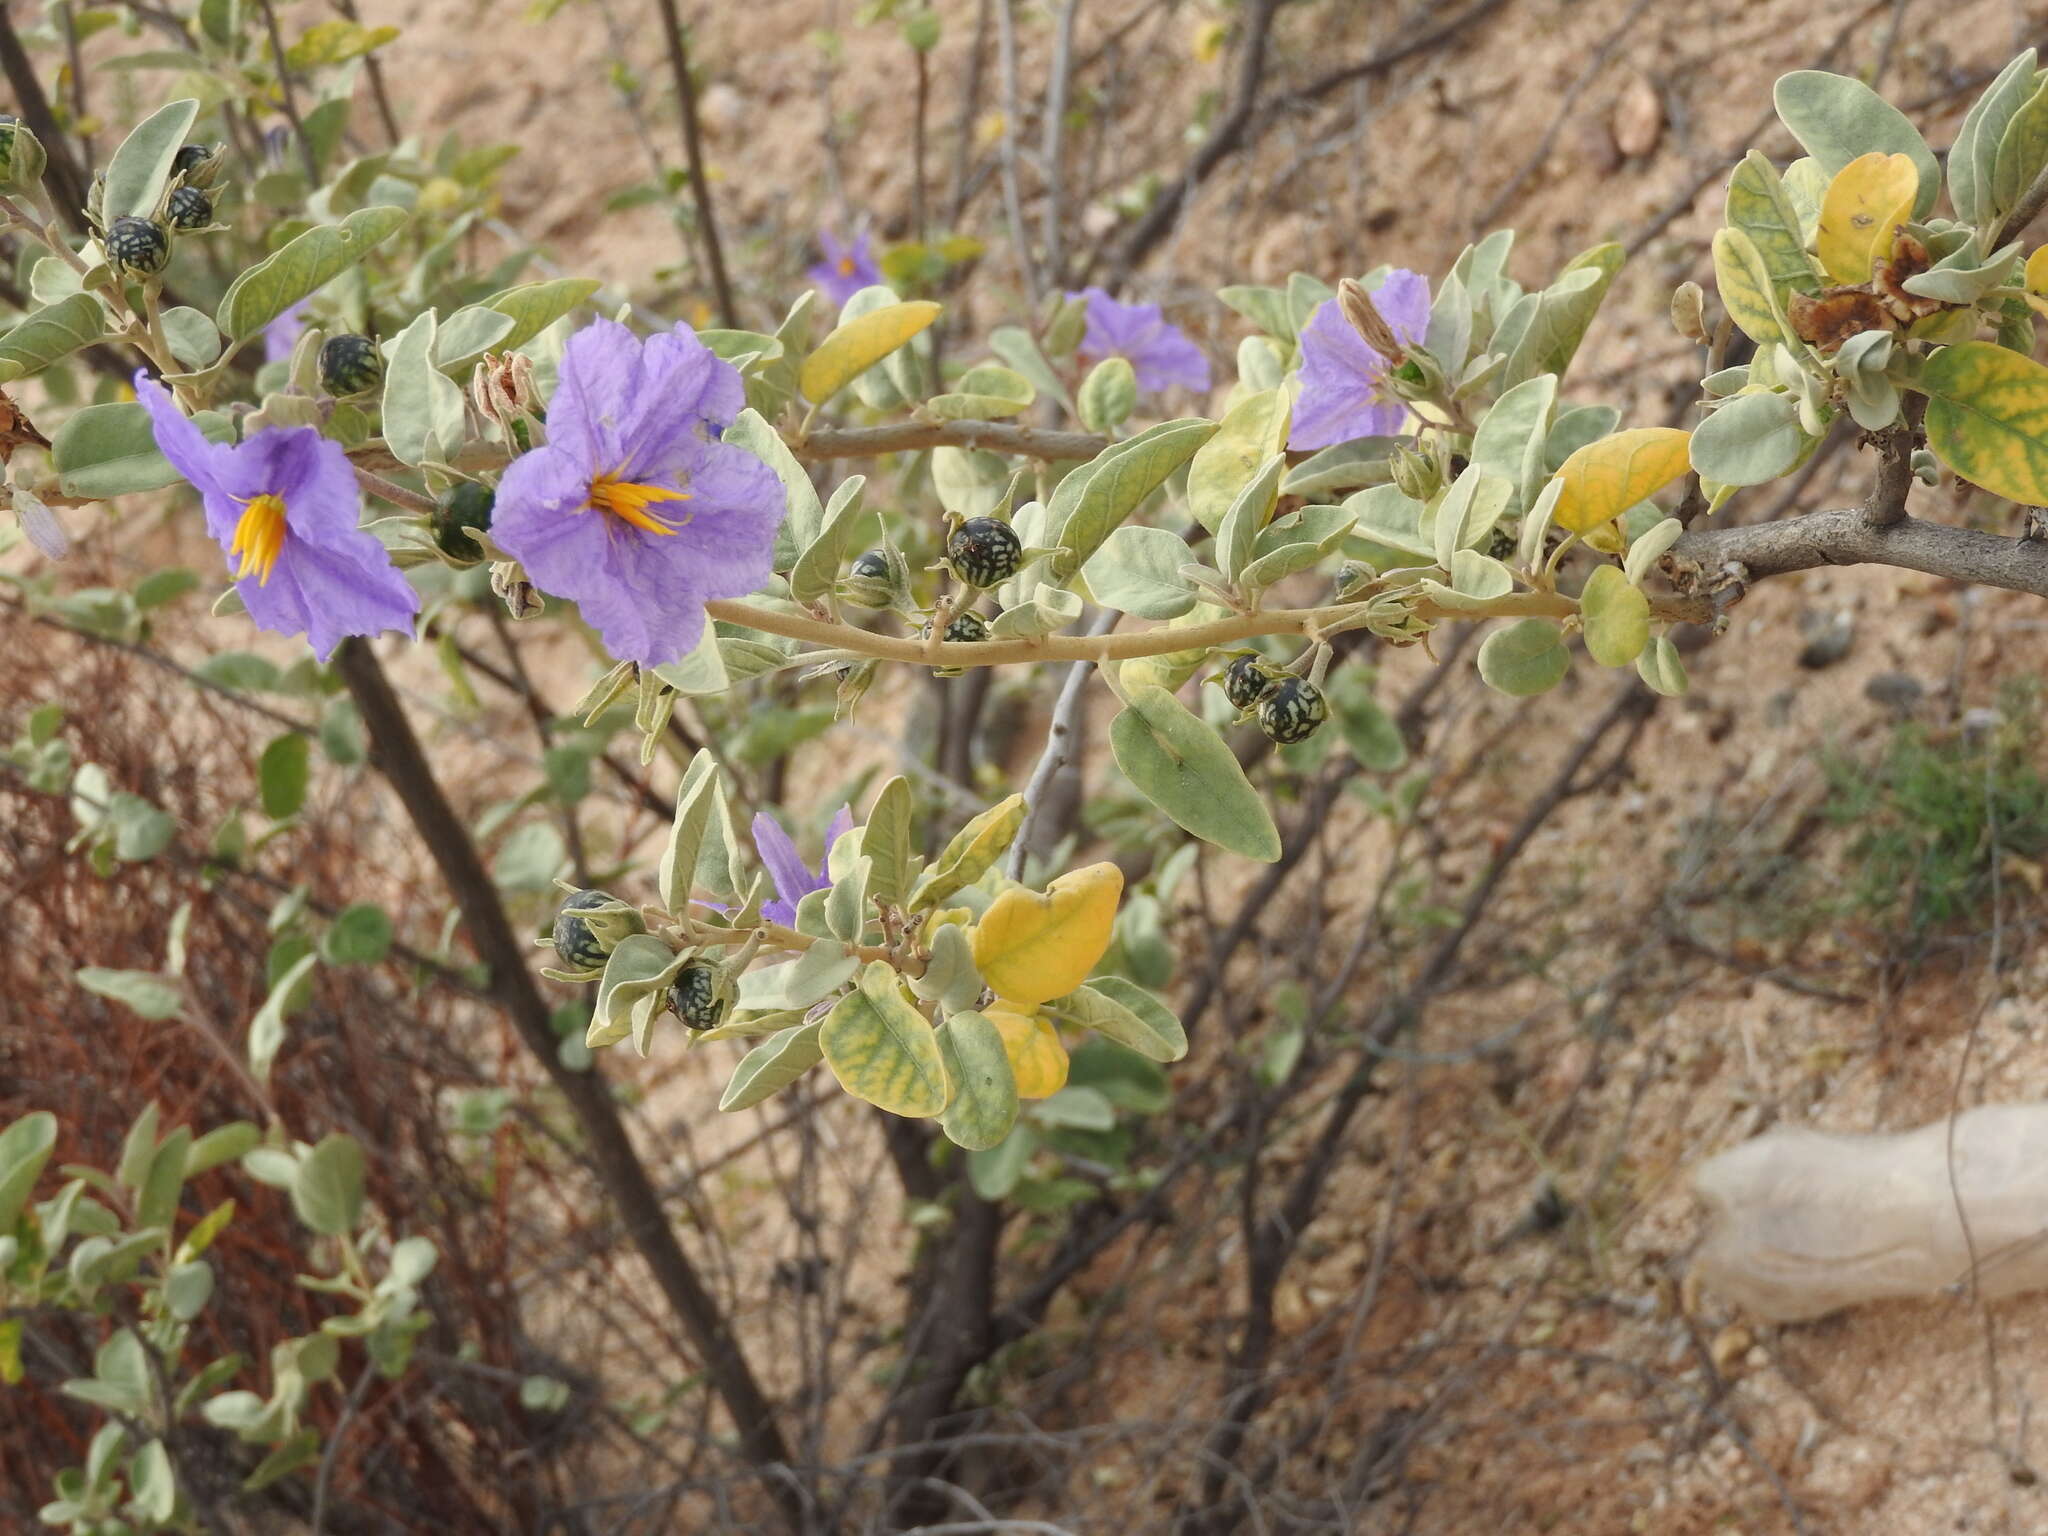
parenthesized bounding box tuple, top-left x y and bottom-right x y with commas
(968, 861, 1123, 1006)
(1815, 152, 1916, 285)
(1186, 388, 1290, 534)
(907, 793, 1027, 912)
(1551, 428, 1691, 535)
(799, 300, 941, 404)
(2027, 246, 2048, 296)
(1710, 227, 1786, 345)
(988, 1005, 1069, 1098)
(1922, 340, 2048, 507)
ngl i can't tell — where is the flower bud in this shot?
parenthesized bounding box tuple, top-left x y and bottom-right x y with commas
(471, 350, 542, 441)
(166, 185, 213, 232)
(492, 560, 543, 619)
(1670, 280, 1708, 343)
(0, 116, 47, 196)
(319, 333, 384, 397)
(434, 481, 495, 564)
(945, 515, 1024, 588)
(105, 216, 170, 276)
(1388, 444, 1441, 502)
(1338, 277, 1404, 362)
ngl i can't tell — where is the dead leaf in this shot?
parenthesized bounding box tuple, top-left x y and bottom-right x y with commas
(1787, 287, 1895, 352)
(0, 387, 50, 465)
(1611, 76, 1663, 159)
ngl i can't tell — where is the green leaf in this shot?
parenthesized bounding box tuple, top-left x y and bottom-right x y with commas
(248, 952, 316, 1083)
(1477, 618, 1569, 696)
(1579, 564, 1650, 667)
(927, 364, 1034, 421)
(658, 753, 722, 912)
(185, 1122, 259, 1177)
(1077, 356, 1137, 434)
(1468, 374, 1556, 516)
(258, 733, 310, 819)
(1215, 451, 1286, 583)
(1689, 390, 1807, 486)
(1431, 466, 1513, 569)
(1240, 504, 1353, 591)
(1217, 282, 1294, 339)
(1725, 150, 1824, 302)
(906, 793, 1026, 910)
(719, 1022, 826, 1112)
(1773, 70, 1940, 219)
(790, 474, 868, 605)
(1281, 437, 1397, 500)
(1334, 687, 1407, 772)
(1637, 633, 1689, 696)
(0, 1112, 59, 1233)
(1947, 51, 2037, 230)
(1109, 684, 1281, 862)
(585, 934, 681, 1050)
(77, 967, 183, 1019)
(51, 400, 232, 498)
(1051, 417, 1217, 577)
(137, 1127, 190, 1230)
(103, 99, 198, 222)
(820, 961, 949, 1117)
(382, 309, 466, 467)
(1052, 979, 1186, 1063)
(1084, 524, 1198, 619)
(1186, 389, 1287, 534)
(860, 776, 915, 906)
(967, 1124, 1038, 1200)
(938, 1011, 1020, 1150)
(217, 206, 409, 344)
(0, 294, 108, 385)
(291, 1133, 365, 1236)
(1711, 226, 1789, 345)
(1922, 339, 2048, 504)
(480, 277, 601, 353)
(321, 904, 392, 966)
(1499, 243, 1624, 388)
(726, 407, 823, 566)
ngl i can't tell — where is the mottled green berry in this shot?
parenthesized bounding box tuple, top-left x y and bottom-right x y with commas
(173, 144, 209, 176)
(1221, 653, 1279, 711)
(1485, 526, 1517, 561)
(105, 216, 170, 276)
(937, 610, 988, 644)
(1258, 677, 1328, 745)
(945, 516, 1023, 588)
(551, 889, 618, 972)
(167, 185, 212, 231)
(667, 961, 728, 1031)
(320, 333, 384, 397)
(851, 550, 890, 580)
(434, 481, 495, 563)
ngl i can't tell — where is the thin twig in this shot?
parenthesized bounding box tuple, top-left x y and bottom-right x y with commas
(1008, 611, 1115, 877)
(994, 0, 1042, 305)
(257, 0, 322, 184)
(1039, 0, 1084, 285)
(652, 0, 738, 327)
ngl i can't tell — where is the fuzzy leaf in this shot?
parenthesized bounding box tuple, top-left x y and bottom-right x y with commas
(820, 962, 949, 1117)
(1922, 339, 2048, 505)
(969, 862, 1122, 1006)
(939, 1011, 1020, 1150)
(799, 300, 940, 403)
(1109, 685, 1280, 862)
(1551, 428, 1691, 533)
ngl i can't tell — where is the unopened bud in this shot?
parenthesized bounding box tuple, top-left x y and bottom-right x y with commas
(0, 116, 47, 196)
(9, 484, 68, 561)
(491, 560, 543, 619)
(1670, 281, 1707, 343)
(1388, 444, 1441, 502)
(1338, 277, 1404, 362)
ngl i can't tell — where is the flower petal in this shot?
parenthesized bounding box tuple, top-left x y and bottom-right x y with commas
(752, 813, 815, 908)
(547, 316, 645, 474)
(1371, 268, 1433, 345)
(133, 372, 234, 504)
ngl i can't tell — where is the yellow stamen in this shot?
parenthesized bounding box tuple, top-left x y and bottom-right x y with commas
(837, 256, 856, 276)
(229, 493, 288, 585)
(587, 472, 692, 536)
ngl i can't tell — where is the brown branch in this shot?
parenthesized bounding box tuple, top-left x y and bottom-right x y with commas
(652, 0, 738, 328)
(1668, 504, 2048, 599)
(331, 639, 803, 1527)
(793, 417, 1108, 462)
(0, 5, 91, 231)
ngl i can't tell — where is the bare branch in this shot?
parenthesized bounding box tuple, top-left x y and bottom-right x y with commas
(1669, 504, 2048, 600)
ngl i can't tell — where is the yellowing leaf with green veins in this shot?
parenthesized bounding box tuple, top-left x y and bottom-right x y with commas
(1551, 428, 1691, 534)
(906, 793, 1025, 911)
(1711, 227, 1788, 345)
(2028, 247, 2048, 294)
(820, 961, 949, 1117)
(1921, 340, 2048, 507)
(1578, 564, 1650, 667)
(799, 300, 941, 403)
(969, 862, 1123, 1005)
(988, 1005, 1069, 1098)
(1186, 388, 1291, 534)
(1815, 152, 1916, 284)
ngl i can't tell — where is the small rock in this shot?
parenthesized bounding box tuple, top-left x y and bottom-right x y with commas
(1611, 76, 1664, 158)
(1863, 671, 1924, 717)
(1796, 608, 1855, 669)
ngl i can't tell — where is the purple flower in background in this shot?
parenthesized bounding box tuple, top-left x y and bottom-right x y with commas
(134, 372, 419, 660)
(807, 229, 882, 306)
(1289, 269, 1431, 450)
(753, 806, 855, 926)
(1069, 287, 1211, 394)
(491, 318, 783, 667)
(263, 298, 311, 365)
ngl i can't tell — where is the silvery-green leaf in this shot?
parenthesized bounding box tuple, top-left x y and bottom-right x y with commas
(1469, 374, 1555, 516)
(1239, 504, 1352, 590)
(587, 935, 682, 1049)
(737, 941, 857, 1011)
(1216, 282, 1293, 340)
(1689, 390, 1805, 487)
(1448, 549, 1512, 599)
(1431, 466, 1513, 570)
(719, 1022, 825, 1112)
(380, 310, 465, 467)
(1235, 335, 1286, 393)
(933, 445, 1009, 520)
(1215, 451, 1286, 582)
(1085, 524, 1199, 620)
(1773, 69, 1942, 219)
(790, 474, 869, 605)
(1281, 437, 1397, 500)
(1623, 517, 1684, 586)
(1425, 272, 1473, 375)
(727, 408, 822, 566)
(1344, 483, 1433, 559)
(103, 99, 198, 221)
(825, 856, 871, 942)
(987, 584, 1084, 637)
(988, 324, 1073, 411)
(1946, 51, 2037, 230)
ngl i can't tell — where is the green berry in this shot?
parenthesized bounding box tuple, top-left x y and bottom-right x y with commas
(1221, 654, 1279, 711)
(667, 961, 728, 1031)
(319, 333, 384, 397)
(434, 482, 495, 562)
(1485, 526, 1517, 561)
(851, 550, 890, 580)
(105, 216, 170, 275)
(1258, 677, 1328, 745)
(935, 610, 988, 644)
(945, 516, 1023, 588)
(167, 185, 212, 231)
(551, 890, 618, 972)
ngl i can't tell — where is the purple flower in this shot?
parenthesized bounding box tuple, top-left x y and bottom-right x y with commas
(1289, 269, 1431, 450)
(1069, 287, 1210, 394)
(807, 229, 882, 306)
(753, 806, 855, 926)
(134, 372, 420, 660)
(263, 298, 311, 366)
(491, 318, 783, 667)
